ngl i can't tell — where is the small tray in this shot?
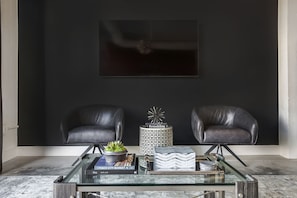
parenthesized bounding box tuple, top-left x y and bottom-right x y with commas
(144, 155, 225, 175)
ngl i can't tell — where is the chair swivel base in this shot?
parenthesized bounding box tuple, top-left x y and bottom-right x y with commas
(205, 144, 247, 167)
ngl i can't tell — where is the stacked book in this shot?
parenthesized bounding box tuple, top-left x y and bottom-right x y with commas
(86, 154, 137, 175)
(153, 146, 196, 171)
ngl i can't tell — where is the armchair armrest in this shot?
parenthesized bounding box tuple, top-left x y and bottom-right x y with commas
(233, 108, 258, 144)
(114, 108, 124, 141)
(191, 108, 204, 143)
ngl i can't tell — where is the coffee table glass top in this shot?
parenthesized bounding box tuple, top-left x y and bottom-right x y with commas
(62, 153, 248, 187)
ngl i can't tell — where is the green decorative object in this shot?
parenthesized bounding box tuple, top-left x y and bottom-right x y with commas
(104, 141, 128, 163)
(105, 141, 127, 152)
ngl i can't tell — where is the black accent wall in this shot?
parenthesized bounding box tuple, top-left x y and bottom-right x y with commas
(18, 0, 278, 146)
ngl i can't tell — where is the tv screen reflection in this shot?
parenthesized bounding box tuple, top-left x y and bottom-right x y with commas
(99, 20, 199, 77)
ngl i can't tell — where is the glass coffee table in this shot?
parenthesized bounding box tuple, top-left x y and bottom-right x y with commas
(54, 154, 258, 198)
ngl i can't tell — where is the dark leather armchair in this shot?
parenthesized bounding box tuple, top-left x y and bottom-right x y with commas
(191, 105, 258, 166)
(61, 104, 124, 165)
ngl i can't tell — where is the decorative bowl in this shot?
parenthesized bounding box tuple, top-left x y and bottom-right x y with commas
(103, 150, 128, 164)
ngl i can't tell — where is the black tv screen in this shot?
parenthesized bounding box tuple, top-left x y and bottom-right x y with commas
(99, 20, 199, 77)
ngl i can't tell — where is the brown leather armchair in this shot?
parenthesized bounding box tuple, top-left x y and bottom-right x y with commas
(191, 105, 258, 166)
(60, 104, 124, 165)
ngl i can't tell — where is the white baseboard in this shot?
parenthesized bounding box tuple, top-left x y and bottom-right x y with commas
(15, 145, 281, 157)
(3, 147, 17, 162)
(2, 130, 17, 162)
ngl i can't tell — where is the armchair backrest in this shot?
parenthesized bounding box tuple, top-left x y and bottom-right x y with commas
(192, 105, 258, 144)
(61, 104, 124, 141)
(197, 105, 237, 126)
(72, 105, 123, 128)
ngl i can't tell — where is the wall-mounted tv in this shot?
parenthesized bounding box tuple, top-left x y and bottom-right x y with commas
(99, 20, 199, 77)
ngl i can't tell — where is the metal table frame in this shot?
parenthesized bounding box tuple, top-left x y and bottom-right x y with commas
(53, 154, 258, 198)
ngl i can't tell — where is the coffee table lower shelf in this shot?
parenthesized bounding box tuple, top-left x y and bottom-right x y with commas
(54, 174, 257, 198)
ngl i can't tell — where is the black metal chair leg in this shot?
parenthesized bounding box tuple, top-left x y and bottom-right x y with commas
(92, 144, 103, 154)
(216, 144, 220, 154)
(216, 144, 223, 156)
(98, 144, 104, 154)
(205, 144, 218, 155)
(222, 145, 247, 167)
(92, 146, 96, 153)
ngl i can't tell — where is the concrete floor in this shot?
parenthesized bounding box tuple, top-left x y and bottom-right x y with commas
(1, 156, 75, 176)
(224, 155, 297, 175)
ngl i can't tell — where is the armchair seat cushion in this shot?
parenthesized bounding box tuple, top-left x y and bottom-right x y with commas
(67, 126, 116, 144)
(203, 125, 251, 144)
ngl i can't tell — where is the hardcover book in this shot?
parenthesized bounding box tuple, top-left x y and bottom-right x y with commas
(94, 154, 136, 170)
(86, 154, 138, 175)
